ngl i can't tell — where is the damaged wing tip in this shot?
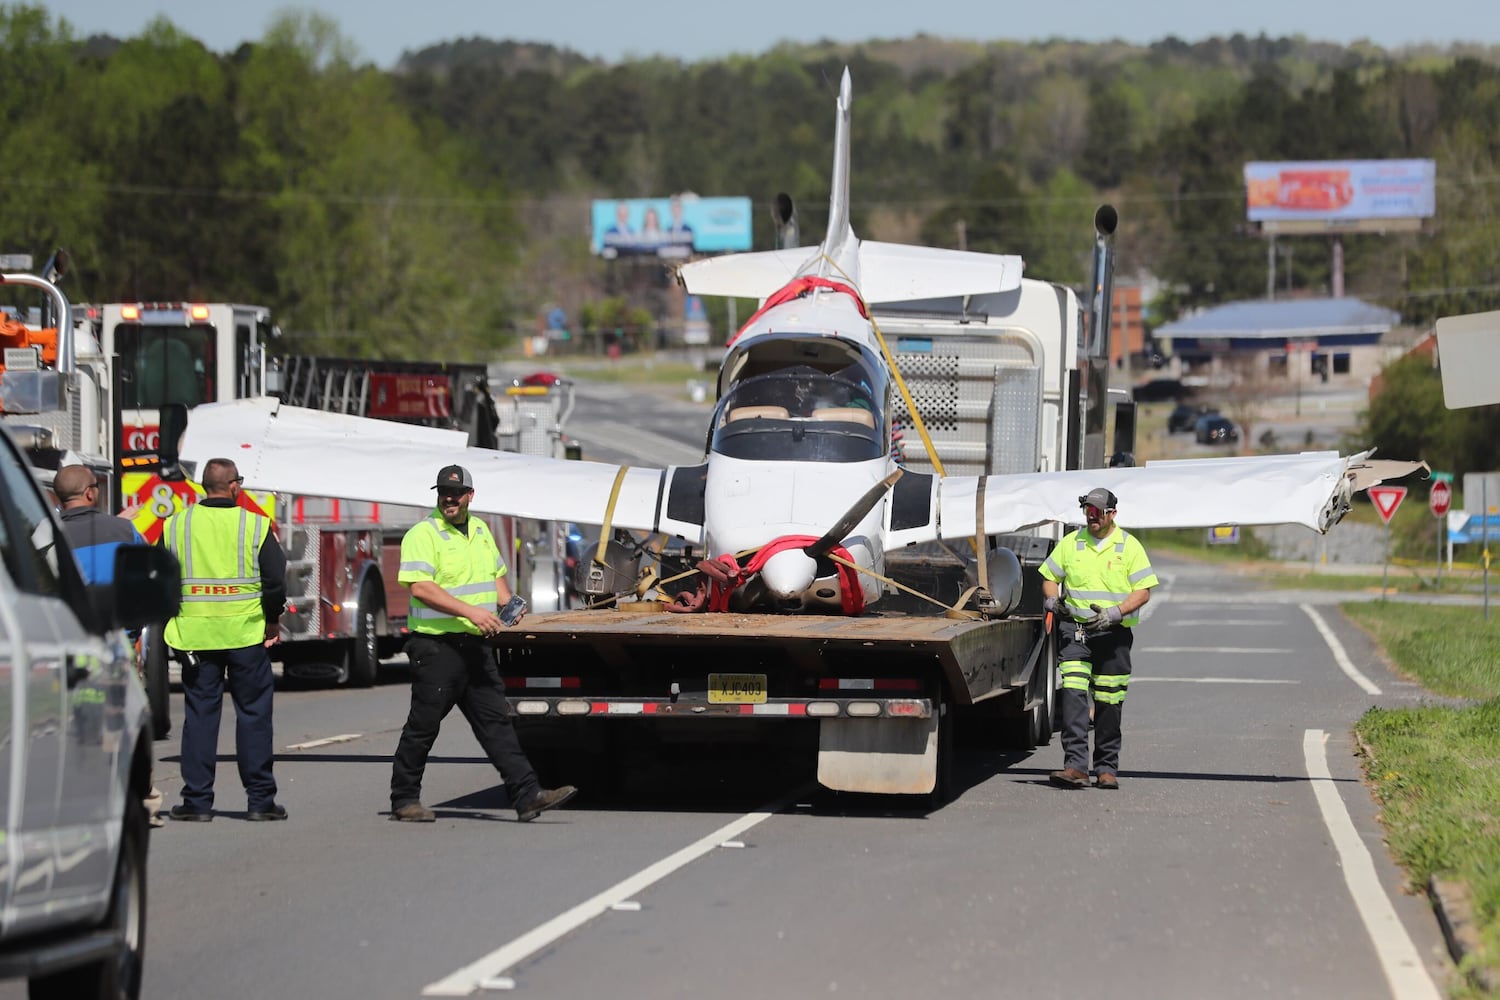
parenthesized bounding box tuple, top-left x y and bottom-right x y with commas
(839, 68, 851, 106)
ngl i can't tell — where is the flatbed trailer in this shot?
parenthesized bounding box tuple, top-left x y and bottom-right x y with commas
(494, 607, 1053, 797)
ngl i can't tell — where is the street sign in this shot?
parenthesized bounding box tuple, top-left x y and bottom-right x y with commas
(1430, 480, 1452, 517)
(1369, 485, 1407, 524)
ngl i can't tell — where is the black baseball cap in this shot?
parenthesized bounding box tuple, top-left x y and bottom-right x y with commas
(433, 465, 473, 491)
(1078, 487, 1117, 511)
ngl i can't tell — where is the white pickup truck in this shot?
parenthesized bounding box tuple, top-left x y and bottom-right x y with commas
(0, 425, 179, 1000)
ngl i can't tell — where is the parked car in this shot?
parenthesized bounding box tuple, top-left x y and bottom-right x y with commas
(1168, 403, 1216, 434)
(0, 430, 181, 1000)
(1194, 414, 1240, 445)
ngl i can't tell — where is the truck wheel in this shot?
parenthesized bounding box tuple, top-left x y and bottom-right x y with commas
(348, 581, 384, 688)
(143, 626, 171, 742)
(28, 796, 147, 1000)
(1029, 637, 1057, 748)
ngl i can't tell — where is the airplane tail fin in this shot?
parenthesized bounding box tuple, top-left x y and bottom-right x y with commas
(823, 68, 853, 264)
(677, 67, 1021, 305)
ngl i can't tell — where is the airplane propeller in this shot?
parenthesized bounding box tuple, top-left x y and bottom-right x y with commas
(804, 469, 904, 559)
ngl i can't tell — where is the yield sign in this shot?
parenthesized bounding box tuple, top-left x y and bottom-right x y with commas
(1369, 485, 1408, 525)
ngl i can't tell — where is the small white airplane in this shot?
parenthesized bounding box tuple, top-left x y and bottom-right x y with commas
(176, 69, 1419, 618)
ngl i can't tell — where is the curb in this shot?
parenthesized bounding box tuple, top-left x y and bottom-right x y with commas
(1358, 732, 1498, 994)
(1428, 875, 1497, 995)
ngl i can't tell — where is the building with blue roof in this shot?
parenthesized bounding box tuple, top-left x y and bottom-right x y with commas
(1154, 297, 1400, 390)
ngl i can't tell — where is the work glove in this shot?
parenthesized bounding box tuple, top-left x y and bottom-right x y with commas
(1085, 604, 1123, 633)
(1042, 596, 1058, 614)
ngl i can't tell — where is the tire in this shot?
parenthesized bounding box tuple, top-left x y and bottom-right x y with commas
(348, 580, 384, 688)
(29, 797, 148, 1000)
(142, 626, 171, 742)
(1030, 633, 1057, 748)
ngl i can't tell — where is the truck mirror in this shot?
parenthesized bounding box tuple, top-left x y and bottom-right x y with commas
(1112, 400, 1136, 462)
(112, 545, 181, 630)
(158, 403, 189, 480)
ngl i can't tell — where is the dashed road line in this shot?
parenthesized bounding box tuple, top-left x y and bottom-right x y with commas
(421, 794, 795, 996)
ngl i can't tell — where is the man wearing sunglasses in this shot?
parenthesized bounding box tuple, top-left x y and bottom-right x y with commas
(389, 464, 577, 823)
(1038, 487, 1159, 790)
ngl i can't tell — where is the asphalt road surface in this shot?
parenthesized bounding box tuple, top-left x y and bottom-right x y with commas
(0, 555, 1457, 1000)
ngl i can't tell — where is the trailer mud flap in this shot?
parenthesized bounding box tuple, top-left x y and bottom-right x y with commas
(816, 716, 937, 795)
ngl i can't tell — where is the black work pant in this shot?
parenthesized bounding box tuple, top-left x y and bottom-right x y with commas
(390, 634, 540, 809)
(179, 643, 278, 812)
(1057, 624, 1134, 777)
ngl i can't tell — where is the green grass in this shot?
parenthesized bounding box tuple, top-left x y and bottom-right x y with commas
(1346, 603, 1500, 994)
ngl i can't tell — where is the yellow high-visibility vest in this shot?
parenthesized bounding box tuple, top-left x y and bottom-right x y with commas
(398, 511, 507, 636)
(1039, 526, 1158, 628)
(163, 505, 268, 650)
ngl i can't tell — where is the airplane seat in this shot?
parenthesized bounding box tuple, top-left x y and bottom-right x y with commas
(810, 407, 875, 428)
(727, 405, 790, 422)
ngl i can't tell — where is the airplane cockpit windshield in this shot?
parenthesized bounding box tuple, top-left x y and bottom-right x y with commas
(710, 364, 887, 463)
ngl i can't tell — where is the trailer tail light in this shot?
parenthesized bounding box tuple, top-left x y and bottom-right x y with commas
(556, 700, 591, 716)
(806, 702, 840, 717)
(121, 305, 140, 320)
(514, 701, 551, 715)
(886, 700, 925, 718)
(190, 305, 210, 320)
(846, 702, 881, 717)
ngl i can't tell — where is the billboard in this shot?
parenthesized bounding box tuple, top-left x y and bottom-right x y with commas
(592, 195, 752, 259)
(1244, 159, 1435, 224)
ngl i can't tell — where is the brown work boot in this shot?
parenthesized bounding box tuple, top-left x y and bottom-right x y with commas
(516, 785, 578, 822)
(1094, 772, 1119, 790)
(390, 802, 436, 823)
(1049, 767, 1089, 789)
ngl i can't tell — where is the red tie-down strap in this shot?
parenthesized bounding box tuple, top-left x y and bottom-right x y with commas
(727, 277, 869, 347)
(667, 536, 866, 615)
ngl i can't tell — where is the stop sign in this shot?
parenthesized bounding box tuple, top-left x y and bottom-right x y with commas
(1430, 480, 1452, 517)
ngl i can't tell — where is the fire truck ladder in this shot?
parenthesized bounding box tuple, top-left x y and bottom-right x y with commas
(280, 356, 372, 416)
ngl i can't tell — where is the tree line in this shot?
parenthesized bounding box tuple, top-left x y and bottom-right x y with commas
(1, 5, 1498, 361)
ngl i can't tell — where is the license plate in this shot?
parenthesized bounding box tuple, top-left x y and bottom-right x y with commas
(708, 673, 767, 704)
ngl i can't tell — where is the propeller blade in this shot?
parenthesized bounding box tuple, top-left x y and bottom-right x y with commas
(804, 469, 904, 559)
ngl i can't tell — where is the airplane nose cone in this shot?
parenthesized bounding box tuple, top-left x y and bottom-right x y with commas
(759, 549, 818, 600)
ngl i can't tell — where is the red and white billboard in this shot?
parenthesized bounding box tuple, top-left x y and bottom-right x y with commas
(1244, 160, 1435, 224)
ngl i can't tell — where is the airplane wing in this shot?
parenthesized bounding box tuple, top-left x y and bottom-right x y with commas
(888, 452, 1426, 546)
(176, 397, 707, 539)
(677, 247, 818, 300)
(858, 242, 1023, 304)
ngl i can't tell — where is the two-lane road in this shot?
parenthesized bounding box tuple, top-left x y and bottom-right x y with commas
(0, 554, 1453, 999)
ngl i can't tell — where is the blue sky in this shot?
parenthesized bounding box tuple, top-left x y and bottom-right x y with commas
(42, 1, 1500, 68)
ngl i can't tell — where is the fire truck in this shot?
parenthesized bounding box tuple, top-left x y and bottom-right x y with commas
(5, 283, 574, 732)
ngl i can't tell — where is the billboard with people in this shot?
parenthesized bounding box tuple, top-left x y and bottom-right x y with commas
(591, 195, 753, 259)
(1244, 159, 1436, 223)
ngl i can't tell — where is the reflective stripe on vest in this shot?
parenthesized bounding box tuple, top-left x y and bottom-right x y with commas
(163, 505, 266, 650)
(408, 517, 500, 635)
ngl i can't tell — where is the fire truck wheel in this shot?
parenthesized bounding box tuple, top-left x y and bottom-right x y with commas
(348, 581, 384, 688)
(143, 625, 172, 741)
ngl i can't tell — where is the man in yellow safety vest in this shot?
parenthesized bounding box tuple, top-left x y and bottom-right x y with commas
(161, 458, 288, 821)
(1039, 487, 1159, 790)
(388, 464, 577, 823)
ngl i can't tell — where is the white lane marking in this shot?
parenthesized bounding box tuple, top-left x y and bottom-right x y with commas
(285, 733, 363, 750)
(1302, 604, 1382, 695)
(1141, 647, 1295, 654)
(1171, 619, 1280, 626)
(422, 801, 787, 996)
(1131, 677, 1297, 684)
(1303, 730, 1442, 1000)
